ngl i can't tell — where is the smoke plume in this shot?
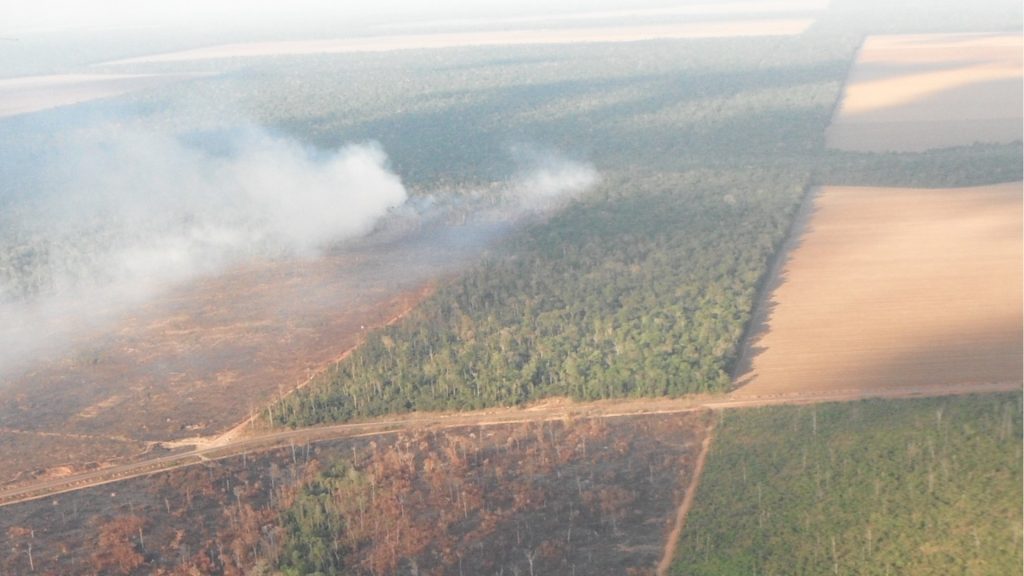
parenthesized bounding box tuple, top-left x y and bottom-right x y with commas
(0, 127, 407, 374)
(0, 125, 599, 378)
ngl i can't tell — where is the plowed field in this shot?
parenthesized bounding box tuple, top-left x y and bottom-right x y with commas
(735, 182, 1023, 396)
(826, 33, 1023, 151)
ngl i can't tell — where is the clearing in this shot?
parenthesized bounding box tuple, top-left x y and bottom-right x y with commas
(100, 19, 814, 65)
(0, 74, 196, 118)
(0, 412, 711, 575)
(826, 33, 1023, 151)
(735, 182, 1022, 397)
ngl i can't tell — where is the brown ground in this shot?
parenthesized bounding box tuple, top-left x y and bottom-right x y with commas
(734, 182, 1023, 396)
(0, 412, 710, 576)
(0, 250, 432, 486)
(826, 33, 1023, 151)
(0, 74, 197, 118)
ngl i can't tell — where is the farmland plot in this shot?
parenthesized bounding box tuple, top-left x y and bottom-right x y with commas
(0, 74, 196, 119)
(826, 33, 1023, 151)
(735, 182, 1023, 397)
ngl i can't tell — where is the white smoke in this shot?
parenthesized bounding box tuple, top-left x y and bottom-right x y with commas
(511, 160, 599, 211)
(506, 145, 599, 212)
(0, 128, 600, 377)
(0, 127, 407, 375)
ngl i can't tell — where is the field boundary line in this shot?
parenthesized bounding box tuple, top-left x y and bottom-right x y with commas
(730, 182, 819, 387)
(656, 417, 716, 576)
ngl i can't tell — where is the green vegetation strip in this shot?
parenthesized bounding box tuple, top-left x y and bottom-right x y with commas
(673, 393, 1023, 575)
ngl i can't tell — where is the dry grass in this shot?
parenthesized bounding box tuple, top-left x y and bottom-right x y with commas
(735, 182, 1023, 396)
(102, 19, 814, 65)
(826, 34, 1023, 151)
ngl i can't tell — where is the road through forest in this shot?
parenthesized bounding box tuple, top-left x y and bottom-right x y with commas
(0, 379, 1016, 509)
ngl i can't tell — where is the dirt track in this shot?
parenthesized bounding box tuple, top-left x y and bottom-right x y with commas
(656, 419, 715, 576)
(1, 379, 1017, 509)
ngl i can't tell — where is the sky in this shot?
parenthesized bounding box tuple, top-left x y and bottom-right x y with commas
(0, 0, 709, 76)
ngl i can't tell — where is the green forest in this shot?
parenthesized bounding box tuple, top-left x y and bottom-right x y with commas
(267, 24, 1020, 426)
(673, 393, 1023, 575)
(275, 169, 806, 425)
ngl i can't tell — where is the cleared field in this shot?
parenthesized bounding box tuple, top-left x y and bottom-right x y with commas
(0, 74, 194, 118)
(826, 33, 1023, 151)
(101, 19, 814, 65)
(379, 1, 827, 31)
(0, 413, 711, 575)
(735, 182, 1023, 397)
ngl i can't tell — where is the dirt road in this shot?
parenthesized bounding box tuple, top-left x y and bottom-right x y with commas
(0, 379, 1016, 509)
(657, 420, 715, 576)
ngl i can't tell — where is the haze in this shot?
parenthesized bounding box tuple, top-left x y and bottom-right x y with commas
(0, 1, 1019, 574)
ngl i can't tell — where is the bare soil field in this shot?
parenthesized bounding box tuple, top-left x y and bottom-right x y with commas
(0, 412, 711, 575)
(0, 74, 195, 118)
(734, 182, 1023, 396)
(0, 428, 148, 486)
(102, 19, 814, 66)
(826, 33, 1023, 151)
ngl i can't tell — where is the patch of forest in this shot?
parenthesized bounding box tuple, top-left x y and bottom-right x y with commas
(672, 392, 1023, 575)
(0, 412, 710, 575)
(274, 168, 806, 425)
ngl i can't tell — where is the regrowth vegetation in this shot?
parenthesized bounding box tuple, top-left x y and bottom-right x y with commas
(673, 393, 1023, 575)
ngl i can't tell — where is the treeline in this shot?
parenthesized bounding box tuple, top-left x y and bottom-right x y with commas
(275, 168, 805, 426)
(818, 142, 1024, 189)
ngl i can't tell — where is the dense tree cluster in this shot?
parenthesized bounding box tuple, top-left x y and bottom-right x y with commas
(260, 34, 851, 427)
(819, 142, 1024, 189)
(276, 169, 805, 425)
